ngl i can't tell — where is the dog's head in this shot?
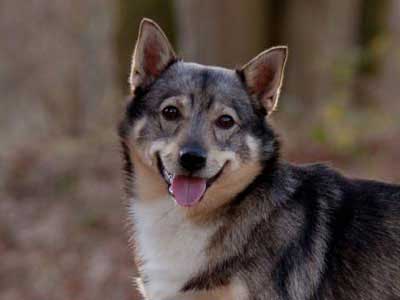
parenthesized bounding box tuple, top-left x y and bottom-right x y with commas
(120, 19, 287, 215)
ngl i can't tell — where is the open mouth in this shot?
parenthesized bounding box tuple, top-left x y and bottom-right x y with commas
(156, 154, 226, 207)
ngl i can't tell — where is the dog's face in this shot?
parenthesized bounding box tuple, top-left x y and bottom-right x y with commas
(120, 19, 287, 214)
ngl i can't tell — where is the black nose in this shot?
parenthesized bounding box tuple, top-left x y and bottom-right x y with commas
(179, 146, 207, 172)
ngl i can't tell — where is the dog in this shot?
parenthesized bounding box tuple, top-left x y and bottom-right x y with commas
(118, 18, 400, 300)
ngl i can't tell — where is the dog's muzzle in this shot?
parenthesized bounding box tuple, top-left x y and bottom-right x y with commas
(156, 152, 227, 208)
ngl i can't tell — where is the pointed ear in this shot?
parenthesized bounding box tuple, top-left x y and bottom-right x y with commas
(240, 46, 288, 115)
(130, 18, 177, 93)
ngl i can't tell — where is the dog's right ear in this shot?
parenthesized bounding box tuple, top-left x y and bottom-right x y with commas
(130, 18, 177, 93)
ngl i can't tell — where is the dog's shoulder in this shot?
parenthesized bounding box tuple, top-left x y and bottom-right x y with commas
(275, 162, 345, 203)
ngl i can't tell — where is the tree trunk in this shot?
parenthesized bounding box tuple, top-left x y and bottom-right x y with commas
(174, 0, 268, 68)
(282, 0, 361, 109)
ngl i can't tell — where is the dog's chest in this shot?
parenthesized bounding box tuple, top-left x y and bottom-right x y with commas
(131, 197, 217, 300)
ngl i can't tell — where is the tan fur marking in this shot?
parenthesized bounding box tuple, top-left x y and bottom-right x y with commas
(245, 135, 260, 160)
(133, 117, 147, 139)
(131, 148, 168, 201)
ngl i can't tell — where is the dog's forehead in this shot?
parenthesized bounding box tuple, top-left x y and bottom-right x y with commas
(158, 61, 249, 102)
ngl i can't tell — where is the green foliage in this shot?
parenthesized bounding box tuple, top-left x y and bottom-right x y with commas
(359, 0, 389, 75)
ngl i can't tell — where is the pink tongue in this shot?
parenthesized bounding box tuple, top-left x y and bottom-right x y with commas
(171, 175, 207, 207)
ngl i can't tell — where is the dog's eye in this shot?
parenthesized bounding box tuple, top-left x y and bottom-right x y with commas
(162, 106, 181, 121)
(216, 115, 235, 129)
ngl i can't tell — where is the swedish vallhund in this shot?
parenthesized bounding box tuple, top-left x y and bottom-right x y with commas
(118, 19, 400, 300)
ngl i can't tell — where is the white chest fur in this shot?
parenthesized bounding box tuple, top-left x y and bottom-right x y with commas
(130, 196, 218, 300)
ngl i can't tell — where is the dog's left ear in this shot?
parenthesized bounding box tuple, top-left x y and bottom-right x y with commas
(240, 46, 288, 115)
(130, 18, 177, 93)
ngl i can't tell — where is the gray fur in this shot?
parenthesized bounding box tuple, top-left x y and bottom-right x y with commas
(119, 19, 400, 300)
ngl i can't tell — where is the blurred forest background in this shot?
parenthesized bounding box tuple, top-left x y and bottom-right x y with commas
(1, 1, 400, 299)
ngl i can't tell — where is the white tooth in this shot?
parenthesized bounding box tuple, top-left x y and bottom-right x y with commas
(162, 169, 174, 184)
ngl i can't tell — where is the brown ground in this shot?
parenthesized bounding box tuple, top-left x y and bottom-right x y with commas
(0, 136, 140, 300)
